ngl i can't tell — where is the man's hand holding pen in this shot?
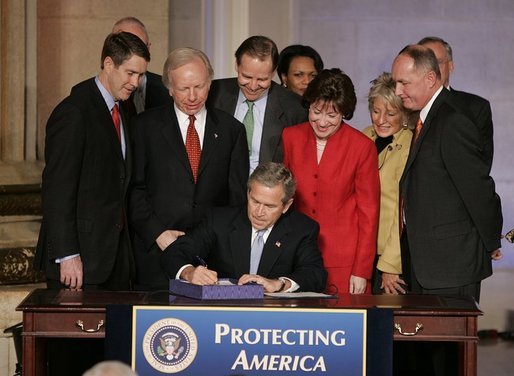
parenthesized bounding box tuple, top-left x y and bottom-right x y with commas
(180, 264, 218, 285)
(179, 256, 218, 285)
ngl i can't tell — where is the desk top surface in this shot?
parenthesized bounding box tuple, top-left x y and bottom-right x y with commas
(16, 288, 481, 316)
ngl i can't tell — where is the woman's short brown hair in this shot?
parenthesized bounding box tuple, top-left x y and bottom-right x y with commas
(302, 68, 357, 120)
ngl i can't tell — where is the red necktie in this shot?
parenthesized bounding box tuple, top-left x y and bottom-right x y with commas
(413, 118, 423, 142)
(185, 115, 201, 182)
(111, 103, 121, 141)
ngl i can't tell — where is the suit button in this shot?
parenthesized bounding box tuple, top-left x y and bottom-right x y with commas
(314, 174, 318, 179)
(192, 202, 198, 208)
(312, 210, 316, 214)
(313, 192, 317, 196)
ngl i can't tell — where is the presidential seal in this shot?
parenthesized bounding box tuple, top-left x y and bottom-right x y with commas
(143, 318, 198, 373)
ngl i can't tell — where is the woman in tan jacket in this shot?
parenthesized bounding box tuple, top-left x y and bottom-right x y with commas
(363, 72, 416, 294)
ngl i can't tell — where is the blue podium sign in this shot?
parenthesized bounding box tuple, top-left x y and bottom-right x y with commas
(132, 306, 366, 375)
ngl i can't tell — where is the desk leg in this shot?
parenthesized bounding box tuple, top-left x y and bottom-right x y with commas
(22, 312, 46, 376)
(22, 335, 46, 376)
(459, 341, 477, 376)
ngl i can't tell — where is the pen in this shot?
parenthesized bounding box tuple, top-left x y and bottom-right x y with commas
(195, 255, 218, 285)
(195, 255, 208, 268)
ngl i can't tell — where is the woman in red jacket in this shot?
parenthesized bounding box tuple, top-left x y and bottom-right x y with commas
(282, 69, 380, 295)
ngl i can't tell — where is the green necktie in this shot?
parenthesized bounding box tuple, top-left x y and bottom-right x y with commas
(242, 100, 254, 153)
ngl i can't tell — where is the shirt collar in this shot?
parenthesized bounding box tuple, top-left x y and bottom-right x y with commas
(174, 104, 207, 126)
(420, 85, 444, 122)
(237, 89, 269, 110)
(95, 76, 117, 110)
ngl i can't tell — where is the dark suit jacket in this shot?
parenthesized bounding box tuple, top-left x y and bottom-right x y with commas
(35, 77, 132, 285)
(449, 88, 494, 170)
(145, 71, 170, 109)
(161, 207, 327, 292)
(120, 71, 170, 119)
(129, 103, 249, 290)
(207, 78, 308, 163)
(400, 88, 502, 289)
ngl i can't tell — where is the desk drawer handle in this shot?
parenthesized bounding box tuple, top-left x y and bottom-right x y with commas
(76, 320, 104, 333)
(394, 323, 423, 336)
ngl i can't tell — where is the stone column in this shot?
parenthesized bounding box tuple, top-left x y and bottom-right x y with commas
(0, 0, 25, 162)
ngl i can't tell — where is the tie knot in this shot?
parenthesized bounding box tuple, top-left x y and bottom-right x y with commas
(256, 229, 266, 238)
(246, 100, 254, 110)
(188, 115, 196, 126)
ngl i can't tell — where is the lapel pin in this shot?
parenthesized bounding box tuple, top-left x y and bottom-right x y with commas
(275, 241, 281, 247)
(214, 133, 218, 138)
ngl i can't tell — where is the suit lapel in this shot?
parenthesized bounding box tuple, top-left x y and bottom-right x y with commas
(229, 211, 253, 276)
(88, 80, 125, 162)
(119, 104, 131, 187)
(160, 105, 193, 176)
(402, 89, 447, 175)
(260, 83, 285, 162)
(257, 213, 290, 277)
(197, 109, 220, 179)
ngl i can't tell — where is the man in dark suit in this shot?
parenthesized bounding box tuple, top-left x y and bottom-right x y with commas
(161, 162, 327, 293)
(392, 44, 502, 301)
(112, 17, 170, 116)
(207, 35, 308, 172)
(419, 36, 494, 170)
(35, 32, 149, 290)
(392, 44, 503, 376)
(129, 47, 249, 291)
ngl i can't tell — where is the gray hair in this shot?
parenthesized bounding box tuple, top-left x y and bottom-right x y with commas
(248, 162, 296, 203)
(418, 36, 453, 62)
(162, 47, 214, 89)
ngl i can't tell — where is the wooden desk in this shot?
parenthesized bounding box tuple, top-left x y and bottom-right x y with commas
(17, 289, 481, 375)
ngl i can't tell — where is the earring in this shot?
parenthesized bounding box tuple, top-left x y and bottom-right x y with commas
(402, 123, 408, 128)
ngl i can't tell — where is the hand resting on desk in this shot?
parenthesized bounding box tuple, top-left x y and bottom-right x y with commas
(238, 274, 290, 293)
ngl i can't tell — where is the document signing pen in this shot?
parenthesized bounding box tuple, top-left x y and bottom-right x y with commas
(195, 255, 208, 267)
(195, 255, 218, 285)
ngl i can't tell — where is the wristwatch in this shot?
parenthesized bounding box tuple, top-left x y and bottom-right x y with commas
(275, 277, 287, 292)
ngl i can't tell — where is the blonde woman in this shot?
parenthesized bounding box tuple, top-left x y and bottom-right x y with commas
(363, 72, 415, 294)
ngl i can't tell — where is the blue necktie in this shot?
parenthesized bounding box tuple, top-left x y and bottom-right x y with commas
(250, 229, 266, 274)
